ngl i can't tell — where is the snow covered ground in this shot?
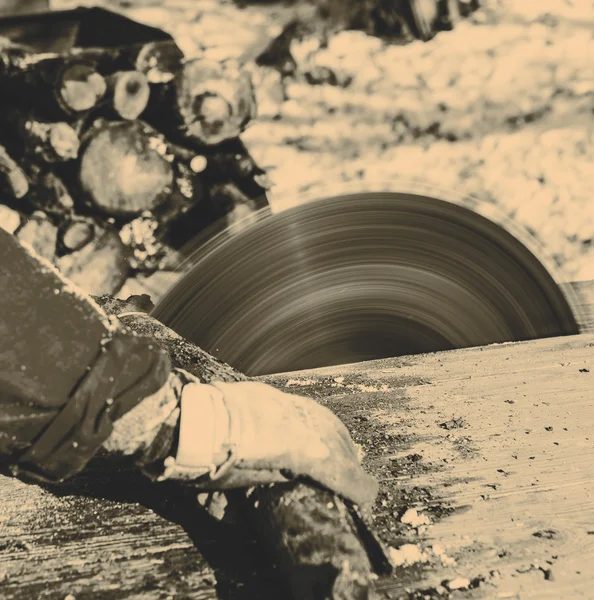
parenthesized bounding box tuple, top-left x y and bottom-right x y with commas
(56, 0, 594, 283)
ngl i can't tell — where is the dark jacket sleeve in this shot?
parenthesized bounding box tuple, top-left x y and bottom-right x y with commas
(0, 229, 172, 482)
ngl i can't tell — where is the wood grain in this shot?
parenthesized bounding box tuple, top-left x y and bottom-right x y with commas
(263, 332, 594, 599)
(1, 332, 593, 599)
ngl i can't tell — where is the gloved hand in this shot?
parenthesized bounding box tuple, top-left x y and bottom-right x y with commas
(164, 380, 378, 508)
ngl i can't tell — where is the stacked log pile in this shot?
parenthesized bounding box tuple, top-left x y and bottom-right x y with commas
(0, 35, 270, 296)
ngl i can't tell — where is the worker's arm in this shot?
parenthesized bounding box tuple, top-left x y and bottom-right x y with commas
(0, 229, 377, 507)
(0, 227, 172, 482)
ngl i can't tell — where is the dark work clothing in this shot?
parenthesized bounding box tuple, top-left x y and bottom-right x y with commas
(0, 228, 173, 482)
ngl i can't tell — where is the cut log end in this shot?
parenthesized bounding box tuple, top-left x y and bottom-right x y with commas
(0, 204, 22, 234)
(48, 122, 80, 160)
(106, 71, 151, 120)
(135, 41, 184, 84)
(60, 63, 107, 113)
(175, 59, 256, 145)
(189, 155, 208, 174)
(79, 120, 174, 217)
(59, 219, 95, 253)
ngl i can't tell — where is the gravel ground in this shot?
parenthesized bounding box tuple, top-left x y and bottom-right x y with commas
(54, 0, 594, 284)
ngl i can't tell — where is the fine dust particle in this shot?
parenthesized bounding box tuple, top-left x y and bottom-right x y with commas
(401, 508, 432, 527)
(64, 595, 76, 600)
(445, 577, 471, 591)
(388, 544, 430, 567)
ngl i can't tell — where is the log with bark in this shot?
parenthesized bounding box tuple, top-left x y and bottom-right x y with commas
(78, 119, 175, 218)
(30, 170, 76, 215)
(93, 295, 392, 600)
(1, 54, 107, 119)
(130, 40, 184, 84)
(0, 20, 269, 296)
(103, 70, 151, 120)
(56, 224, 130, 295)
(70, 40, 185, 84)
(144, 58, 257, 146)
(14, 210, 58, 261)
(56, 216, 95, 255)
(0, 105, 80, 163)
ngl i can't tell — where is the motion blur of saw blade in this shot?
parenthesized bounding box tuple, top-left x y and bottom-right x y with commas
(152, 184, 581, 377)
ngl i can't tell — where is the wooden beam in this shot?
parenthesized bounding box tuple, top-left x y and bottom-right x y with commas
(262, 332, 594, 598)
(1, 331, 593, 598)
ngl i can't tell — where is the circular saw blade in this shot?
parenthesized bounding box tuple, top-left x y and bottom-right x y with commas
(153, 187, 580, 376)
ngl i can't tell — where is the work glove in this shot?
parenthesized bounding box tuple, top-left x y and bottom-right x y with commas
(162, 380, 378, 509)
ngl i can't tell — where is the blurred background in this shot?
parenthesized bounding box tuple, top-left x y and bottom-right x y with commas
(1, 0, 593, 303)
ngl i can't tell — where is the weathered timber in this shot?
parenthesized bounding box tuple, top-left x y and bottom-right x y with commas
(2, 329, 593, 599)
(104, 70, 150, 120)
(78, 119, 174, 218)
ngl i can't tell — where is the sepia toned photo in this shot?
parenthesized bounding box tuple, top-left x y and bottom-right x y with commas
(0, 0, 592, 598)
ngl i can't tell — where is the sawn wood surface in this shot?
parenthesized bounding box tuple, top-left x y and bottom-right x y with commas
(0, 331, 593, 599)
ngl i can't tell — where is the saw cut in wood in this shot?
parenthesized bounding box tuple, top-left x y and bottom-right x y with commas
(152, 184, 581, 376)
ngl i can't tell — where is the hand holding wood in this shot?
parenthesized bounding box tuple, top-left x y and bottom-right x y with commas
(170, 380, 379, 508)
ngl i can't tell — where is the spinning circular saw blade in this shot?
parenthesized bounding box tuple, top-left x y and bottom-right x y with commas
(153, 183, 580, 376)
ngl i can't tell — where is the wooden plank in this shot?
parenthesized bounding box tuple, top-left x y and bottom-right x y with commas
(0, 467, 284, 599)
(1, 333, 593, 599)
(263, 332, 594, 599)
